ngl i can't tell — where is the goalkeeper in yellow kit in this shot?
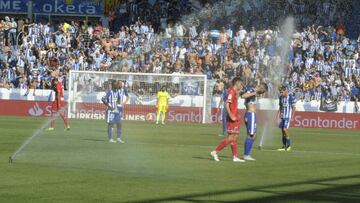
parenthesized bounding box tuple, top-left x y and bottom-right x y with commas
(156, 86, 170, 125)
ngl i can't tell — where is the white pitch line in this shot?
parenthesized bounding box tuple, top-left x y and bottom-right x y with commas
(10, 117, 53, 161)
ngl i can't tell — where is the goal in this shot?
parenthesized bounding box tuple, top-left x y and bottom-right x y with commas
(67, 71, 213, 123)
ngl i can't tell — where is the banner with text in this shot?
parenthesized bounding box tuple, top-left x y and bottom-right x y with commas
(0, 88, 357, 114)
(33, 0, 103, 16)
(1, 100, 359, 130)
(0, 0, 28, 13)
(0, 0, 103, 15)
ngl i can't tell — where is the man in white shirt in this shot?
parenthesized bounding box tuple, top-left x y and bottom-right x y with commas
(174, 23, 186, 48)
(178, 45, 187, 62)
(140, 23, 149, 34)
(9, 18, 17, 46)
(239, 25, 247, 41)
(189, 22, 198, 39)
(164, 23, 173, 39)
(233, 31, 242, 47)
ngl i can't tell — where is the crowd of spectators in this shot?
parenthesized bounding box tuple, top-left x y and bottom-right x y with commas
(192, 0, 355, 30)
(109, 0, 355, 33)
(0, 0, 359, 109)
(113, 0, 194, 32)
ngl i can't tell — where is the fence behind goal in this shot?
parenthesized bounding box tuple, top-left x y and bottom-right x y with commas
(68, 71, 213, 123)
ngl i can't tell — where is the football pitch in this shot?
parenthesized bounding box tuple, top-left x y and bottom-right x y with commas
(1, 116, 360, 203)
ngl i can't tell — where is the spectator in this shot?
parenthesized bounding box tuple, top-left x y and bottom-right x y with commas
(9, 18, 17, 46)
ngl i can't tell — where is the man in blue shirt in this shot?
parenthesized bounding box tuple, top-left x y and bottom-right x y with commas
(102, 80, 129, 143)
(241, 83, 268, 160)
(276, 85, 297, 151)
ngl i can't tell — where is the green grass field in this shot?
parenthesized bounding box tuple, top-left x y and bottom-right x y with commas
(1, 116, 360, 203)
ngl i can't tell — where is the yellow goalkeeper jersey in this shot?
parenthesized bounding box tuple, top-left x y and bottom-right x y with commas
(157, 91, 170, 106)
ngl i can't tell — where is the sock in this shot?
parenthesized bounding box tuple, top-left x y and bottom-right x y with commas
(117, 127, 122, 139)
(282, 137, 287, 147)
(50, 119, 55, 128)
(107, 126, 113, 140)
(60, 112, 68, 126)
(230, 140, 238, 158)
(50, 112, 56, 128)
(286, 138, 291, 148)
(161, 112, 166, 123)
(244, 137, 254, 156)
(156, 110, 161, 123)
(215, 137, 232, 152)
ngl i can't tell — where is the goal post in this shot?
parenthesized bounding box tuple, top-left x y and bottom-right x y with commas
(67, 70, 212, 124)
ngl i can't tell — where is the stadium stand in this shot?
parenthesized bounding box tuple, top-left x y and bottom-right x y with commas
(0, 0, 359, 106)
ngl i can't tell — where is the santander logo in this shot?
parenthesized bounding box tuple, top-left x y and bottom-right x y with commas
(28, 102, 44, 116)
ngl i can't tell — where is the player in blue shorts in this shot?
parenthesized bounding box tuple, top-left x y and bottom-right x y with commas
(102, 80, 129, 143)
(277, 85, 296, 151)
(241, 83, 268, 161)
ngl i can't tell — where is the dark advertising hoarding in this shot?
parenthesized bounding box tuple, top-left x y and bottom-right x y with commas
(0, 0, 103, 15)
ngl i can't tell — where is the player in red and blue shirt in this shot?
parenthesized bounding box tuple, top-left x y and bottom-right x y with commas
(276, 85, 296, 151)
(211, 77, 244, 162)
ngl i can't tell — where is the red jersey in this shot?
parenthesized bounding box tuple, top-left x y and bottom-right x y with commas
(56, 82, 64, 102)
(226, 87, 240, 134)
(226, 87, 239, 118)
(52, 81, 64, 110)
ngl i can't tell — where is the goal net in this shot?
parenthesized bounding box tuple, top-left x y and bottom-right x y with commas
(67, 71, 212, 123)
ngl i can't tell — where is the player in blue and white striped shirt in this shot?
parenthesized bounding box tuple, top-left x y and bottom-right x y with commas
(102, 80, 129, 143)
(241, 83, 268, 161)
(277, 85, 296, 151)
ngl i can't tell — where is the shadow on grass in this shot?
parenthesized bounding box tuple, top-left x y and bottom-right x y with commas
(198, 133, 221, 136)
(192, 156, 233, 161)
(192, 156, 213, 161)
(81, 138, 106, 142)
(127, 174, 360, 203)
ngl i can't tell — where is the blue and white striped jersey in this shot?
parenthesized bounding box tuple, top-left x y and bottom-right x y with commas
(304, 90, 311, 102)
(117, 88, 129, 108)
(279, 93, 296, 119)
(314, 91, 322, 101)
(344, 66, 352, 79)
(102, 88, 128, 112)
(102, 90, 120, 112)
